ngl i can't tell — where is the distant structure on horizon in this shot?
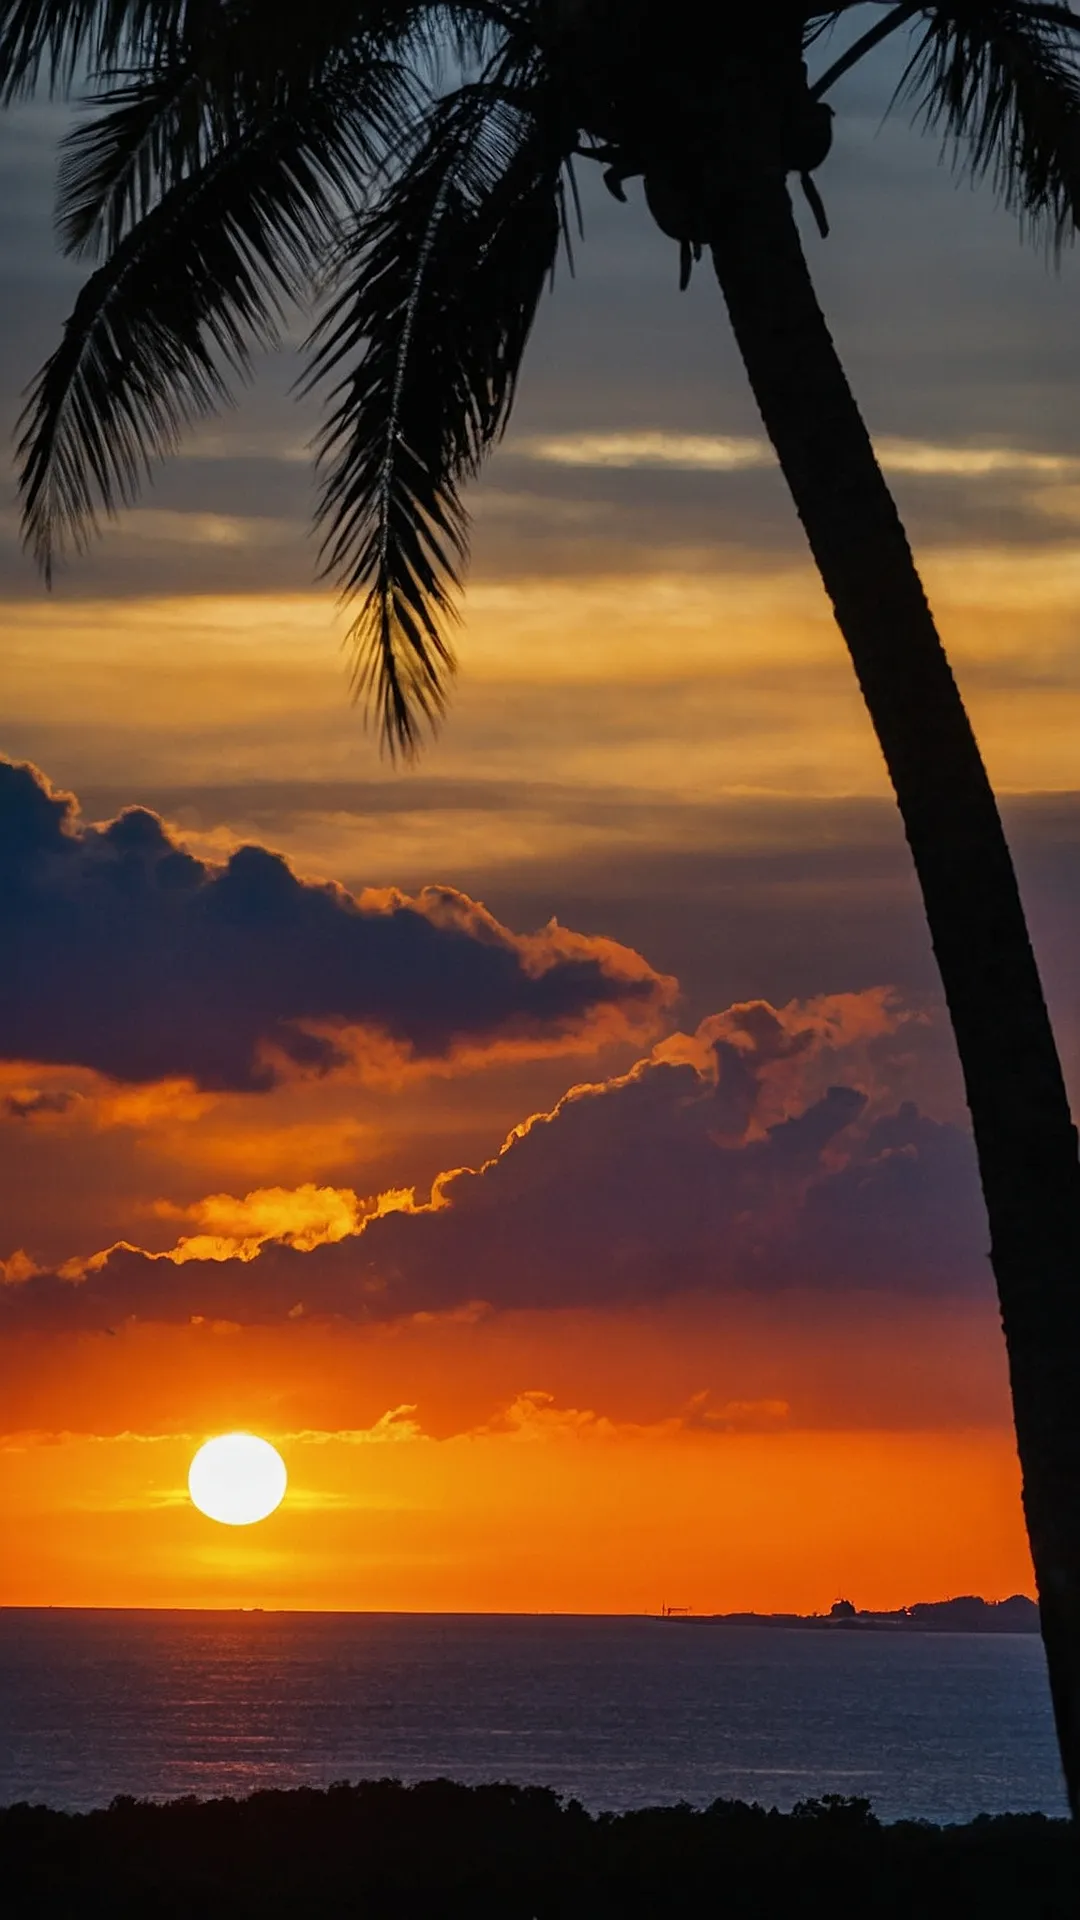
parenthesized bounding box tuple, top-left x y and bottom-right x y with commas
(661, 1594, 1039, 1634)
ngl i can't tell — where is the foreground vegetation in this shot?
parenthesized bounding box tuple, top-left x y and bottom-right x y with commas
(3, 1779, 1076, 1916)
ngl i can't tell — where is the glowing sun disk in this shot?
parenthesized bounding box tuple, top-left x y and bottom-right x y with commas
(188, 1432, 287, 1526)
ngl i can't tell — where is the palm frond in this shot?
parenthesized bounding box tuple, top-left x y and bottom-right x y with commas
(0, 0, 504, 102)
(901, 2, 1080, 248)
(0, 0, 188, 101)
(57, 66, 209, 255)
(19, 55, 413, 575)
(45, 0, 501, 259)
(53, 2, 427, 259)
(305, 79, 570, 756)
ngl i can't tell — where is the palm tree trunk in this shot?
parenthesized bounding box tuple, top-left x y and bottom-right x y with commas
(708, 174, 1080, 1814)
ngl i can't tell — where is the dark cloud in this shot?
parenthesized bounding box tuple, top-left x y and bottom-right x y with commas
(1, 995, 990, 1331)
(2, 1087, 79, 1121)
(0, 758, 671, 1091)
(69, 777, 1080, 1031)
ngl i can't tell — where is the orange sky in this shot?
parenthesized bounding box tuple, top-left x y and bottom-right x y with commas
(3, 74, 1079, 1614)
(2, 1415, 1031, 1615)
(0, 1273, 1034, 1613)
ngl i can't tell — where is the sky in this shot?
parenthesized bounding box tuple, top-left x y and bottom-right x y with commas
(3, 15, 1080, 1612)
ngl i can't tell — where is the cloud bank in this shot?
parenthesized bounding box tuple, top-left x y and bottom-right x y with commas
(0, 759, 671, 1090)
(2, 993, 989, 1331)
(513, 431, 1077, 479)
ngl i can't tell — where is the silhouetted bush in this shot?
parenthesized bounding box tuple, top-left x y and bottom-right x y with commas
(2, 1779, 1075, 1917)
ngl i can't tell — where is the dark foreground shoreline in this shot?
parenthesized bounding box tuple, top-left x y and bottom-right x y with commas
(4, 1780, 1075, 1917)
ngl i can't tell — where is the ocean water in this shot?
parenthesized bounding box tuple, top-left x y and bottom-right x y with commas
(0, 1609, 1066, 1824)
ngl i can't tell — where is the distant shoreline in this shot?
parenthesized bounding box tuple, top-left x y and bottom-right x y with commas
(0, 1596, 1042, 1630)
(662, 1594, 1040, 1634)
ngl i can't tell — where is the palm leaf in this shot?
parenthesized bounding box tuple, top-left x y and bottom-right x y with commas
(305, 79, 570, 756)
(0, 0, 503, 102)
(57, 66, 211, 256)
(18, 54, 412, 576)
(0, 0, 189, 100)
(901, 2, 1080, 248)
(53, 2, 428, 259)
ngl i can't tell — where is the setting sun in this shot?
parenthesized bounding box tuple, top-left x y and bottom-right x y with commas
(187, 1433, 287, 1527)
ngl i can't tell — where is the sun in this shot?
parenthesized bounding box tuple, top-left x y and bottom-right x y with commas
(188, 1433, 287, 1526)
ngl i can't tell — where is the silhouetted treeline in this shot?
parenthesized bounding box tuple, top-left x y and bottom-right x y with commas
(3, 1779, 1076, 1917)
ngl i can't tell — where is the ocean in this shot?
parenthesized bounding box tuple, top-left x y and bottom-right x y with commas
(0, 1608, 1066, 1825)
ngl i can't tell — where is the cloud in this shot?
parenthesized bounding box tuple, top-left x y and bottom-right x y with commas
(0, 758, 673, 1092)
(514, 431, 1077, 479)
(876, 442, 1073, 479)
(0, 1250, 40, 1285)
(467, 1388, 793, 1442)
(285, 1407, 427, 1446)
(0, 1398, 790, 1456)
(516, 433, 772, 471)
(1, 992, 989, 1332)
(474, 1389, 619, 1441)
(150, 1184, 366, 1263)
(680, 1392, 791, 1433)
(2, 1085, 80, 1121)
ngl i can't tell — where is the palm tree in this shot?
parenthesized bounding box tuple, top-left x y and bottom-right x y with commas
(4, 0, 1080, 1805)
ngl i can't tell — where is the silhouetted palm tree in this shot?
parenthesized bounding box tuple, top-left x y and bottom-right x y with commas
(5, 0, 1080, 1807)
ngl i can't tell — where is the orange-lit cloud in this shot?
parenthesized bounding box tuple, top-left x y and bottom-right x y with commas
(1, 990, 989, 1333)
(0, 1248, 39, 1284)
(152, 1184, 367, 1263)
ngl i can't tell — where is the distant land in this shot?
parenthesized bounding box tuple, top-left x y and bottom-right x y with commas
(663, 1595, 1040, 1633)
